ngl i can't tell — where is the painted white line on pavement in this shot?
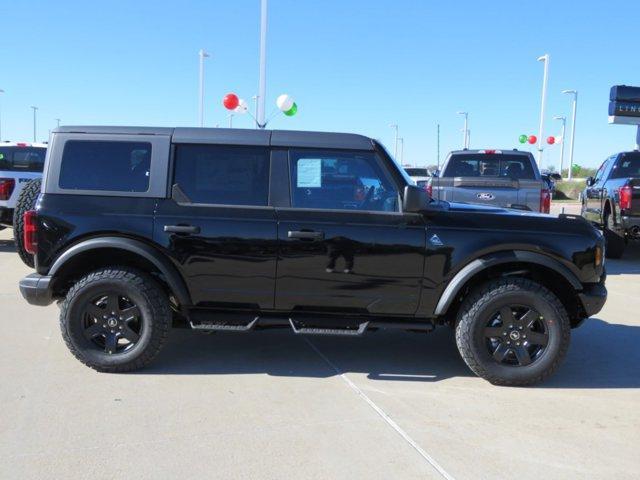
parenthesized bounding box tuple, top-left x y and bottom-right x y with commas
(304, 338, 456, 480)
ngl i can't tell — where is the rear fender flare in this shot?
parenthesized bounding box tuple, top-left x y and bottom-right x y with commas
(433, 250, 582, 316)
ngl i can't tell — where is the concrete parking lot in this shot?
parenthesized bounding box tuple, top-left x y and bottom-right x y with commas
(1, 216, 639, 480)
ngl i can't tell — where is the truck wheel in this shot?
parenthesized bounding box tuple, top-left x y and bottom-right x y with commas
(59, 267, 171, 372)
(13, 178, 42, 268)
(455, 278, 570, 386)
(603, 213, 625, 259)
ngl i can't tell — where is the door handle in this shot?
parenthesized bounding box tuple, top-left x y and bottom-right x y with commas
(287, 230, 324, 241)
(164, 225, 201, 234)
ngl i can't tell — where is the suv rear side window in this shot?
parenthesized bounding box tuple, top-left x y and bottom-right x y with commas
(289, 149, 399, 212)
(443, 154, 536, 180)
(611, 152, 640, 178)
(174, 144, 269, 206)
(59, 141, 151, 192)
(0, 147, 46, 172)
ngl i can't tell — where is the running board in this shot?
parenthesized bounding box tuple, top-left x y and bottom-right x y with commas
(289, 318, 370, 336)
(190, 317, 259, 332)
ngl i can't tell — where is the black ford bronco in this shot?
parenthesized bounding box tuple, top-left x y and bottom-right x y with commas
(19, 127, 607, 385)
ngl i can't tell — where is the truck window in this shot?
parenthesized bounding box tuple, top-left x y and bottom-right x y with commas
(0, 147, 46, 172)
(611, 152, 640, 179)
(289, 150, 398, 212)
(173, 144, 269, 206)
(59, 141, 151, 192)
(444, 154, 536, 180)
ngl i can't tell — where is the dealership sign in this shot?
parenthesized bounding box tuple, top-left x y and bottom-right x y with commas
(609, 85, 640, 124)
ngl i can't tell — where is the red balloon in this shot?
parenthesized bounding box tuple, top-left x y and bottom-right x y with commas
(527, 135, 537, 145)
(223, 93, 239, 110)
(546, 136, 555, 145)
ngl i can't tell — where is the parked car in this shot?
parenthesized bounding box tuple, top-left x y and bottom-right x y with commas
(541, 171, 562, 197)
(581, 150, 640, 258)
(428, 149, 550, 212)
(404, 166, 433, 194)
(19, 127, 606, 385)
(0, 142, 46, 230)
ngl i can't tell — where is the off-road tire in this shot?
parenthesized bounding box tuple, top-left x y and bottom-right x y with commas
(12, 178, 42, 268)
(603, 212, 625, 259)
(455, 278, 571, 386)
(60, 267, 171, 372)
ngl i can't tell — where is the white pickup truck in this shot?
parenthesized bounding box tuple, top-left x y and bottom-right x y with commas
(0, 142, 47, 230)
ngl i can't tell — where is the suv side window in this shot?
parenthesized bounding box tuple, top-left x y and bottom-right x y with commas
(59, 141, 151, 192)
(289, 149, 399, 212)
(173, 144, 270, 206)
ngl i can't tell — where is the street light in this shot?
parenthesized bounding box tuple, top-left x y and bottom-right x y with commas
(389, 124, 399, 160)
(0, 89, 4, 141)
(198, 49, 211, 127)
(30, 106, 38, 142)
(55, 118, 61, 128)
(256, 0, 268, 128)
(398, 137, 404, 165)
(553, 115, 566, 176)
(562, 89, 578, 180)
(536, 54, 550, 166)
(457, 111, 469, 149)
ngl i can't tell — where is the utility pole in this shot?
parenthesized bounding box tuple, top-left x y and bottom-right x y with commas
(30, 106, 38, 142)
(537, 54, 550, 166)
(198, 49, 210, 127)
(256, 0, 268, 128)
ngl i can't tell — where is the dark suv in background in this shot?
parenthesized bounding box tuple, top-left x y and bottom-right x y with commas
(18, 127, 606, 385)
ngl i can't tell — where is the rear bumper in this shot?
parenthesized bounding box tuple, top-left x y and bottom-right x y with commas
(0, 207, 13, 226)
(620, 215, 640, 231)
(19, 273, 54, 306)
(577, 279, 607, 321)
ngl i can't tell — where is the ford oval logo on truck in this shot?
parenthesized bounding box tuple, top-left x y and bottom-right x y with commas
(477, 192, 495, 200)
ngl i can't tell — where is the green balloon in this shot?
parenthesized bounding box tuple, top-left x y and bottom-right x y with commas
(284, 102, 297, 117)
(518, 134, 527, 144)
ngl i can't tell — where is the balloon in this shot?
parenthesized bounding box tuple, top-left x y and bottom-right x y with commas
(277, 94, 294, 112)
(518, 134, 528, 144)
(223, 93, 239, 110)
(527, 135, 537, 145)
(555, 136, 563, 144)
(546, 136, 555, 145)
(235, 99, 248, 114)
(283, 102, 297, 117)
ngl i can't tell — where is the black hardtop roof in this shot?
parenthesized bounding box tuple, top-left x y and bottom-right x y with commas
(52, 126, 374, 150)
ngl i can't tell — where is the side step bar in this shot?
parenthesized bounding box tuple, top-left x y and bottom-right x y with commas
(190, 317, 259, 332)
(289, 319, 370, 337)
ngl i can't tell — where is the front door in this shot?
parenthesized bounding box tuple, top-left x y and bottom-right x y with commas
(154, 143, 277, 310)
(274, 148, 426, 316)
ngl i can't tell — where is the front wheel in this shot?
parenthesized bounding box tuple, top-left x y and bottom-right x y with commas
(59, 267, 171, 372)
(455, 278, 570, 386)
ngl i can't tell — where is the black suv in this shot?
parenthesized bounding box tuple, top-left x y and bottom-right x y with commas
(19, 127, 607, 385)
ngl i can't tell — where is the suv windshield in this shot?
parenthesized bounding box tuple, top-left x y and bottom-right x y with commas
(611, 152, 640, 178)
(0, 147, 46, 172)
(405, 168, 429, 177)
(443, 153, 535, 180)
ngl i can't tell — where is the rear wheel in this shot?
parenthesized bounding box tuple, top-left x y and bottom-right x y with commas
(603, 212, 625, 259)
(60, 267, 171, 372)
(13, 178, 42, 267)
(456, 278, 570, 386)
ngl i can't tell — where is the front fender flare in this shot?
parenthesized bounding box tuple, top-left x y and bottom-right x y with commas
(49, 236, 191, 306)
(433, 250, 582, 316)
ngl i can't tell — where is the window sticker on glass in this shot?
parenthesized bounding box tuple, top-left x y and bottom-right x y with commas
(297, 158, 322, 188)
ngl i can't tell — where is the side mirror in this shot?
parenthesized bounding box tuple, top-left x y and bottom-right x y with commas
(431, 170, 440, 177)
(550, 173, 562, 181)
(586, 176, 595, 187)
(403, 185, 429, 213)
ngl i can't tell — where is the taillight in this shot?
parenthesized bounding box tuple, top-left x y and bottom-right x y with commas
(540, 189, 551, 213)
(0, 178, 16, 200)
(23, 210, 38, 255)
(425, 183, 433, 197)
(619, 185, 633, 210)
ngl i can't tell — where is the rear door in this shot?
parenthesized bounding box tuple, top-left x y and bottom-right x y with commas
(273, 148, 426, 316)
(154, 143, 278, 310)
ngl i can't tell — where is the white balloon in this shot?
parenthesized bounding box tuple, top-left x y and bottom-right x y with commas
(555, 136, 563, 144)
(235, 99, 248, 114)
(277, 94, 294, 112)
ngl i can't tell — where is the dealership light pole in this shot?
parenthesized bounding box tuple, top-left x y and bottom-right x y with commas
(390, 124, 399, 160)
(30, 106, 38, 142)
(553, 115, 566, 176)
(457, 111, 469, 149)
(563, 89, 578, 180)
(436, 123, 440, 171)
(398, 137, 404, 164)
(536, 54, 550, 166)
(198, 49, 210, 127)
(0, 89, 4, 141)
(256, 0, 268, 128)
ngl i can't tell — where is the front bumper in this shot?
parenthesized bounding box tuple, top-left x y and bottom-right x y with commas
(19, 273, 54, 306)
(577, 279, 607, 319)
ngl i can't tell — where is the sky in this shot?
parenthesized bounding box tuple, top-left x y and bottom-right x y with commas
(1, 0, 639, 169)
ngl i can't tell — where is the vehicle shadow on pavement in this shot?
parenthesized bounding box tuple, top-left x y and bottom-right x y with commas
(542, 318, 640, 389)
(144, 327, 473, 382)
(606, 243, 640, 275)
(0, 239, 16, 253)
